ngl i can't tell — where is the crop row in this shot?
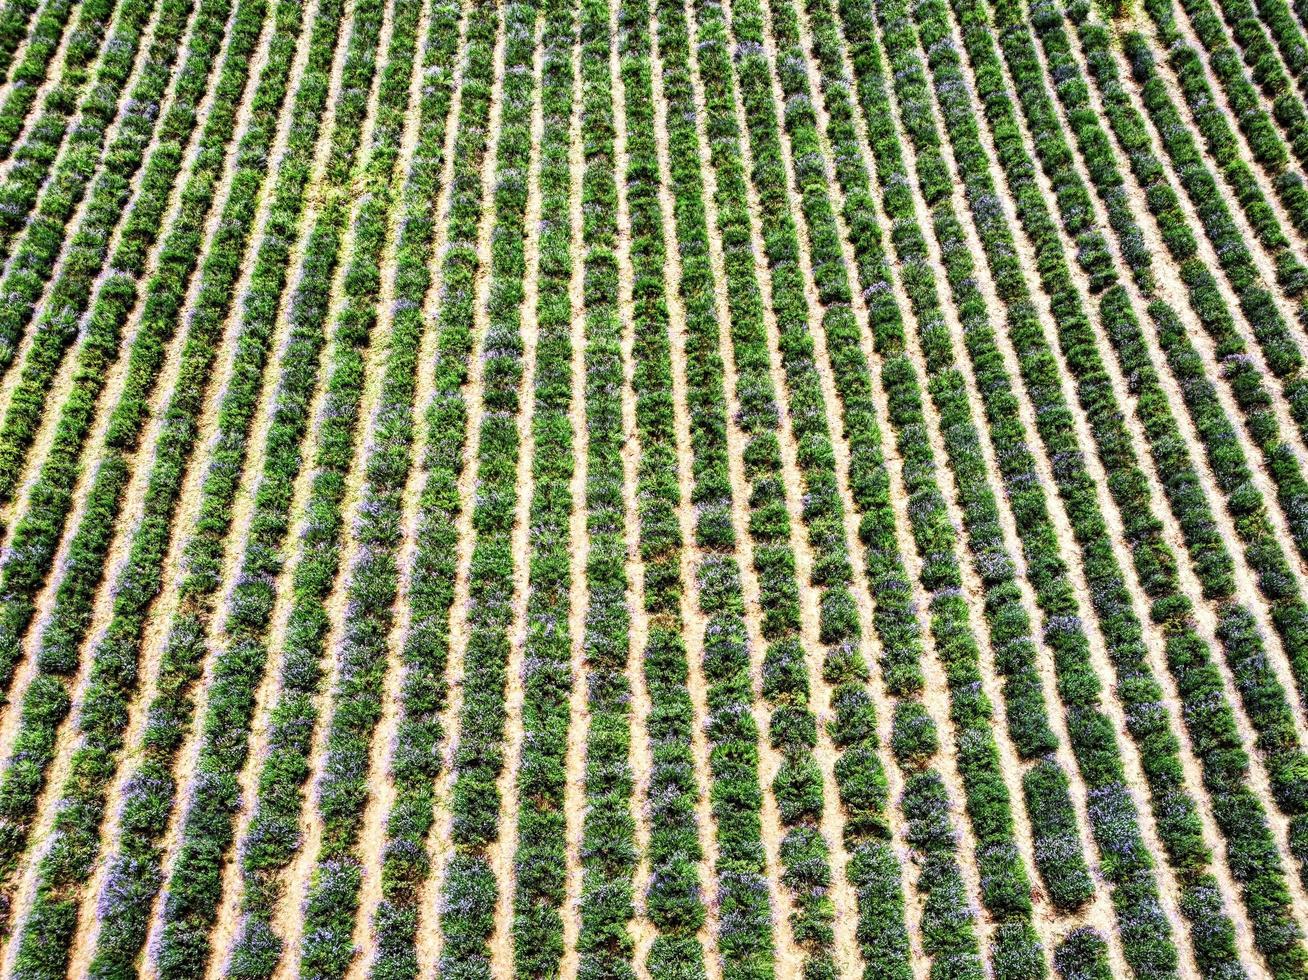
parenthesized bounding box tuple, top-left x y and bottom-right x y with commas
(435, 2, 535, 975)
(0, 0, 266, 737)
(0, 0, 120, 264)
(365, 1, 469, 977)
(568, 0, 640, 973)
(1, 0, 299, 963)
(722, 0, 867, 973)
(994, 0, 1308, 916)
(0, 0, 331, 962)
(836, 0, 1184, 972)
(161, 0, 392, 974)
(0, 0, 47, 80)
(1151, 0, 1308, 279)
(655, 0, 785, 971)
(1195, 0, 1308, 192)
(0, 0, 299, 935)
(507, 0, 572, 975)
(1104, 8, 1308, 584)
(659, 0, 781, 974)
(100, 0, 415, 975)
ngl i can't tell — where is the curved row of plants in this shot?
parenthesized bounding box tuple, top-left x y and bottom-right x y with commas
(142, 0, 400, 974)
(0, 0, 267, 727)
(0, 0, 178, 389)
(363, 4, 492, 979)
(289, 0, 435, 974)
(799, 0, 1101, 931)
(625, 0, 718, 972)
(0, 0, 329, 955)
(2, 0, 338, 963)
(835, 0, 1185, 972)
(905, 0, 1308, 972)
(75, 0, 346, 961)
(0, 0, 51, 81)
(706, 0, 981, 971)
(660, 0, 781, 974)
(1092, 6, 1308, 575)
(0, 0, 77, 159)
(0, 0, 209, 507)
(0, 0, 268, 719)
(508, 0, 573, 975)
(0, 0, 121, 259)
(990, 0, 1308, 910)
(435, 2, 537, 975)
(90, 0, 423, 977)
(0, 0, 300, 930)
(655, 0, 788, 972)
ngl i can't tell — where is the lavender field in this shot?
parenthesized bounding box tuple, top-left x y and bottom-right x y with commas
(0, 0, 1304, 974)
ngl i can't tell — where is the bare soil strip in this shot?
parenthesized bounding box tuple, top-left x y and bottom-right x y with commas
(558, 22, 590, 977)
(987, 5, 1308, 937)
(935, 14, 1263, 969)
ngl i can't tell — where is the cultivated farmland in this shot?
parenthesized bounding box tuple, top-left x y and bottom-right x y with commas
(0, 0, 1305, 971)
